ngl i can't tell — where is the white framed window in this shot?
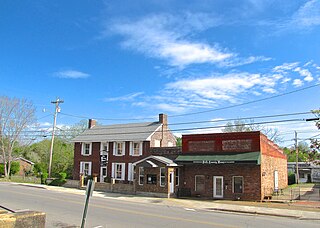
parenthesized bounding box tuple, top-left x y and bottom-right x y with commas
(130, 142, 143, 156)
(128, 163, 134, 181)
(113, 142, 125, 156)
(80, 161, 92, 176)
(111, 163, 125, 180)
(160, 167, 166, 187)
(175, 168, 179, 186)
(195, 175, 205, 192)
(81, 143, 92, 156)
(139, 167, 144, 185)
(100, 142, 109, 155)
(233, 176, 244, 194)
(154, 140, 160, 147)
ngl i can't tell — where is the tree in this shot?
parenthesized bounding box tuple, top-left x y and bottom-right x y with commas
(175, 136, 182, 147)
(0, 96, 36, 177)
(222, 119, 283, 143)
(309, 110, 320, 164)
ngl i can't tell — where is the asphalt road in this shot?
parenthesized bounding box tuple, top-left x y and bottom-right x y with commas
(0, 182, 318, 228)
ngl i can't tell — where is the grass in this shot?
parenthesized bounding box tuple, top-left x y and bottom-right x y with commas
(0, 176, 41, 184)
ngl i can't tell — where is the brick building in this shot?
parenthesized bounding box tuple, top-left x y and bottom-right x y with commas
(72, 114, 177, 183)
(134, 131, 287, 201)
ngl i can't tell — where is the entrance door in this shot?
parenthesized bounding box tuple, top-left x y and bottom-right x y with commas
(169, 171, 174, 193)
(213, 176, 223, 198)
(100, 166, 107, 183)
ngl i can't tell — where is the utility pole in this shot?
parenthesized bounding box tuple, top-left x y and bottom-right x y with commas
(48, 98, 64, 178)
(294, 131, 299, 185)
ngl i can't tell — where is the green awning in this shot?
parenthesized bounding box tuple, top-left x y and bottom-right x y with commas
(175, 151, 261, 165)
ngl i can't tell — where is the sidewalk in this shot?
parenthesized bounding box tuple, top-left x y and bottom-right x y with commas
(13, 183, 320, 220)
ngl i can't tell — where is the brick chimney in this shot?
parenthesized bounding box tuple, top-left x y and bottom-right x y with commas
(159, 113, 167, 126)
(88, 119, 96, 129)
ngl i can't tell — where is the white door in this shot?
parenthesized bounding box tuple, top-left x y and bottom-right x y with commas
(213, 176, 224, 198)
(274, 170, 279, 191)
(169, 171, 175, 193)
(100, 166, 107, 183)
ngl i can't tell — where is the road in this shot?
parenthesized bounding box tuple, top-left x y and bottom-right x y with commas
(0, 182, 318, 228)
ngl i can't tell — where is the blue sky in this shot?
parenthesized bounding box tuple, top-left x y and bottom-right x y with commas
(1, 0, 320, 146)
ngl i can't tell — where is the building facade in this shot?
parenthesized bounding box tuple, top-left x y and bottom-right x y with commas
(72, 114, 177, 183)
(134, 131, 288, 201)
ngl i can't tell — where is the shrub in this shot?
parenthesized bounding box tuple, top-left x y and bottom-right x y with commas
(49, 179, 66, 186)
(41, 172, 48, 184)
(10, 161, 20, 175)
(58, 172, 67, 180)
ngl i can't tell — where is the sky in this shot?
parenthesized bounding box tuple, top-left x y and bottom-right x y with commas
(1, 0, 320, 147)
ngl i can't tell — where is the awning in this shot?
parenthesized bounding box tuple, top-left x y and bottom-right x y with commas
(175, 151, 261, 165)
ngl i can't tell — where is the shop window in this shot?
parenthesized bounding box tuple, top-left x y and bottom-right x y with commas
(233, 176, 244, 193)
(147, 174, 157, 185)
(195, 175, 205, 192)
(160, 167, 165, 187)
(139, 167, 144, 185)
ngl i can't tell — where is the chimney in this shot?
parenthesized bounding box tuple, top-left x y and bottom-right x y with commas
(88, 119, 96, 129)
(159, 113, 167, 126)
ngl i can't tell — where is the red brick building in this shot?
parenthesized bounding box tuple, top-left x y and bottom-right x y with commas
(72, 114, 177, 183)
(134, 131, 287, 201)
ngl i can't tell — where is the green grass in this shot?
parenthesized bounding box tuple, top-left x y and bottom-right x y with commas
(0, 176, 41, 184)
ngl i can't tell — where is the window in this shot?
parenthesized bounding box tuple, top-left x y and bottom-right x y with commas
(113, 142, 125, 156)
(139, 167, 144, 185)
(175, 168, 179, 186)
(112, 163, 125, 180)
(80, 161, 92, 176)
(160, 167, 166, 187)
(101, 142, 109, 154)
(130, 142, 142, 156)
(233, 176, 244, 193)
(195, 175, 205, 192)
(147, 174, 157, 185)
(81, 143, 92, 156)
(154, 140, 160, 147)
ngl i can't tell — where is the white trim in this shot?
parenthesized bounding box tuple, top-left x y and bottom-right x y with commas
(81, 142, 92, 156)
(100, 142, 109, 155)
(111, 163, 126, 181)
(113, 142, 125, 156)
(139, 167, 144, 185)
(169, 171, 174, 193)
(128, 163, 133, 181)
(146, 160, 158, 167)
(213, 176, 224, 198)
(130, 141, 142, 156)
(100, 166, 107, 183)
(160, 167, 165, 187)
(146, 124, 163, 141)
(80, 161, 92, 176)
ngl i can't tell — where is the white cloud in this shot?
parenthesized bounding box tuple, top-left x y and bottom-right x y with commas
(294, 67, 313, 82)
(54, 70, 90, 79)
(273, 62, 300, 73)
(104, 92, 144, 102)
(293, 79, 303, 87)
(291, 0, 320, 28)
(109, 13, 268, 68)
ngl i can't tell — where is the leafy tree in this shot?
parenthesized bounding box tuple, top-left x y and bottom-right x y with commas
(283, 142, 312, 162)
(0, 161, 20, 176)
(222, 119, 283, 143)
(0, 96, 36, 177)
(175, 136, 182, 147)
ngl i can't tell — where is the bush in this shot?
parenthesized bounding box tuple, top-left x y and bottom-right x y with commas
(58, 172, 67, 180)
(288, 172, 296, 185)
(41, 172, 48, 184)
(49, 179, 66, 186)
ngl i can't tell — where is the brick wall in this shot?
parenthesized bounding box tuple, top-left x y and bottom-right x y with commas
(180, 164, 262, 201)
(73, 142, 101, 180)
(260, 134, 287, 197)
(182, 131, 261, 153)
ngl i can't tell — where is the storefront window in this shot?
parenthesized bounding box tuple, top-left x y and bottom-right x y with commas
(139, 167, 144, 185)
(147, 174, 157, 184)
(233, 176, 243, 193)
(195, 175, 205, 192)
(160, 167, 165, 187)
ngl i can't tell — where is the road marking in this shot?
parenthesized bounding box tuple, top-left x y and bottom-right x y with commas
(184, 208, 196, 211)
(0, 188, 237, 228)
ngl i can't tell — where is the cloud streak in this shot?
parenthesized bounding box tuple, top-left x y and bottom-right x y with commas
(54, 70, 90, 79)
(108, 13, 268, 68)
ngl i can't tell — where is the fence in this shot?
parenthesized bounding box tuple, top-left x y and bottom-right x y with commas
(270, 184, 320, 201)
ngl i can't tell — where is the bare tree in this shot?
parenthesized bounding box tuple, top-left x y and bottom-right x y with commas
(222, 118, 283, 143)
(0, 96, 36, 177)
